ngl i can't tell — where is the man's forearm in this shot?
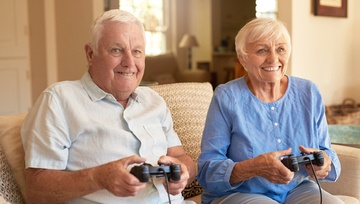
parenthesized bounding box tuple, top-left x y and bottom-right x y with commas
(26, 168, 101, 204)
(177, 154, 196, 183)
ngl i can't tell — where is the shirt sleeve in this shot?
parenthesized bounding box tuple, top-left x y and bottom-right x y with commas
(314, 87, 341, 181)
(21, 91, 71, 170)
(197, 87, 241, 192)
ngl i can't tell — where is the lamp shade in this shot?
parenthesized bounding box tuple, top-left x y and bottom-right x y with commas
(179, 34, 199, 48)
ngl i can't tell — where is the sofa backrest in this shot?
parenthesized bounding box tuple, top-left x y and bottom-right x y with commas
(149, 82, 213, 167)
(150, 82, 213, 199)
(143, 52, 179, 84)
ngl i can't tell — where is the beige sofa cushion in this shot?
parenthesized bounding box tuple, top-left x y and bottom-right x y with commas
(150, 82, 213, 166)
(0, 145, 24, 203)
(0, 113, 28, 203)
(321, 144, 360, 203)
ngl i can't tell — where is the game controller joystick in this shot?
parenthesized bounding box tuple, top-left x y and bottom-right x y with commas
(130, 163, 181, 182)
(281, 151, 324, 172)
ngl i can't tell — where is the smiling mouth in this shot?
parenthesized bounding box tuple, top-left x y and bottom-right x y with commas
(262, 66, 280, 71)
(116, 72, 135, 76)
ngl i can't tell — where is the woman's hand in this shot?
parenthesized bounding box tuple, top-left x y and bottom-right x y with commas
(299, 145, 332, 179)
(254, 148, 295, 184)
(230, 148, 294, 184)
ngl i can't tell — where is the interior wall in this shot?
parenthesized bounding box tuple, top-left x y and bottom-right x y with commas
(189, 0, 212, 70)
(175, 0, 212, 71)
(28, 0, 47, 104)
(28, 0, 104, 103)
(288, 0, 360, 105)
(55, 0, 94, 81)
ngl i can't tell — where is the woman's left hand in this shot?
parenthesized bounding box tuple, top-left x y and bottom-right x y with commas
(299, 145, 332, 179)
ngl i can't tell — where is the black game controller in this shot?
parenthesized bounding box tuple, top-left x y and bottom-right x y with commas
(130, 163, 181, 182)
(281, 151, 324, 172)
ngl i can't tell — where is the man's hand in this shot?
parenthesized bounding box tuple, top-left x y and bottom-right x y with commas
(158, 155, 189, 195)
(299, 145, 331, 179)
(94, 155, 147, 197)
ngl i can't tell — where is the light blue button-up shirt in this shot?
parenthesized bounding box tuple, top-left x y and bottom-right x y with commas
(21, 72, 184, 204)
(197, 76, 341, 204)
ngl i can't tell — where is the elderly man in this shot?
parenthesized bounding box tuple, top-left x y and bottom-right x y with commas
(21, 9, 195, 204)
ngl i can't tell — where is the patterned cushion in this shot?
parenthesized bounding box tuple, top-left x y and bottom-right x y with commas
(150, 82, 213, 198)
(0, 146, 25, 203)
(0, 113, 27, 203)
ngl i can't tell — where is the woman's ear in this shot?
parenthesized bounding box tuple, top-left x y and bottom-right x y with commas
(237, 55, 247, 71)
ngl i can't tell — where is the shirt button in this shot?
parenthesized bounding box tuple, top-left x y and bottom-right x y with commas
(271, 106, 275, 110)
(277, 139, 282, 143)
(274, 122, 278, 126)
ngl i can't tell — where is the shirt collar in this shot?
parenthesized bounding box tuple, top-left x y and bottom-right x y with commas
(80, 72, 140, 103)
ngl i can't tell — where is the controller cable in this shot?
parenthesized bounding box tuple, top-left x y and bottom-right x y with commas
(306, 158, 322, 204)
(159, 167, 172, 204)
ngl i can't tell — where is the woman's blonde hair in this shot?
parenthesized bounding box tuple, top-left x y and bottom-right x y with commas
(235, 18, 291, 59)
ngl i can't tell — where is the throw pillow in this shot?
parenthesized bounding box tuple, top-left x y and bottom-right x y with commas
(0, 113, 28, 202)
(0, 146, 24, 203)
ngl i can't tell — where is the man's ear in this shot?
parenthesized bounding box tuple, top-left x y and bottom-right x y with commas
(85, 44, 94, 64)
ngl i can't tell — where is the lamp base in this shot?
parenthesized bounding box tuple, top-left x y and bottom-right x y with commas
(187, 47, 192, 70)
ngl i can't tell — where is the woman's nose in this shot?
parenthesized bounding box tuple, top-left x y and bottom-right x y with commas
(267, 51, 278, 63)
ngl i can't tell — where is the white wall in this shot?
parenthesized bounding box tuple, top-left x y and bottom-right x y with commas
(29, 0, 103, 103)
(279, 0, 360, 105)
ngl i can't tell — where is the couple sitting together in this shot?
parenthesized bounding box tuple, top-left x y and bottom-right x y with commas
(21, 9, 342, 204)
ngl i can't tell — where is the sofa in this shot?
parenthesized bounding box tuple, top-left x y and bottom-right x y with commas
(0, 82, 359, 204)
(142, 52, 212, 85)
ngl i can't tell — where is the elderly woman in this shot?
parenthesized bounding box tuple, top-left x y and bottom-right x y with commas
(197, 18, 343, 204)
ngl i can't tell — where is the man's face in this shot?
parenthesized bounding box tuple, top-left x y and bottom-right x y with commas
(86, 21, 145, 100)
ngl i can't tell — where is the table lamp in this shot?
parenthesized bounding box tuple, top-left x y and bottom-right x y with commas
(179, 34, 199, 70)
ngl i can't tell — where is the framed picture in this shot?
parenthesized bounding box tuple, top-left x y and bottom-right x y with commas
(314, 0, 347, 18)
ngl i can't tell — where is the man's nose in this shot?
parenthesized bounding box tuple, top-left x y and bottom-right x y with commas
(121, 52, 135, 67)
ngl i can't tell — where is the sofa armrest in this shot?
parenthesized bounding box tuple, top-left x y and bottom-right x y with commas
(320, 144, 360, 200)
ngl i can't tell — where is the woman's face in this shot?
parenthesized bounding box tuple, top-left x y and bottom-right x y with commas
(86, 21, 145, 99)
(239, 36, 290, 84)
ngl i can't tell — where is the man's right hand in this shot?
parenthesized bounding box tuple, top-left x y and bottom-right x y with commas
(94, 155, 147, 197)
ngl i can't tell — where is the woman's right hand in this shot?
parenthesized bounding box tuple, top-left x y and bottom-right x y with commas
(230, 148, 294, 184)
(254, 148, 294, 184)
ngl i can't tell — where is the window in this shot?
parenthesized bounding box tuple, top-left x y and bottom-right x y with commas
(119, 0, 169, 56)
(256, 0, 277, 19)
